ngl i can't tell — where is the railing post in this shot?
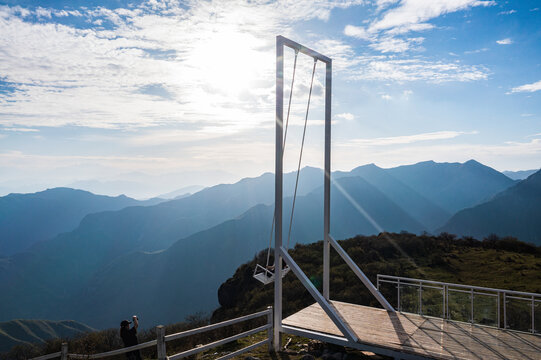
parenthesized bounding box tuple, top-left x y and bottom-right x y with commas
(470, 288, 474, 323)
(267, 306, 273, 352)
(397, 280, 401, 312)
(157, 325, 167, 360)
(419, 282, 422, 315)
(497, 291, 501, 328)
(446, 286, 449, 320)
(442, 285, 446, 318)
(504, 292, 507, 329)
(532, 295, 535, 334)
(61, 343, 68, 360)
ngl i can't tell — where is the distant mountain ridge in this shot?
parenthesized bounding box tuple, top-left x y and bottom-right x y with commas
(337, 164, 450, 230)
(439, 169, 541, 244)
(158, 185, 206, 199)
(0, 188, 164, 256)
(503, 169, 538, 180)
(386, 160, 515, 213)
(0, 319, 93, 353)
(0, 160, 524, 328)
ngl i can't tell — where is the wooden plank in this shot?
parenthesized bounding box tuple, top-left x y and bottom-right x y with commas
(283, 301, 541, 360)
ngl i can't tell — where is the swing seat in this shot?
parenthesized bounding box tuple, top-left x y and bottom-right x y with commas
(253, 264, 291, 285)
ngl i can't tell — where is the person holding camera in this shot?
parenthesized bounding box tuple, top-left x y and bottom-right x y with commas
(120, 315, 142, 360)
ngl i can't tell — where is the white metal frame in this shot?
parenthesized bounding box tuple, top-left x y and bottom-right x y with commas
(273, 35, 394, 352)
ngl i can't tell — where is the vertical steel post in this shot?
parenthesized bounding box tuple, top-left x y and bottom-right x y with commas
(323, 59, 332, 301)
(273, 35, 284, 352)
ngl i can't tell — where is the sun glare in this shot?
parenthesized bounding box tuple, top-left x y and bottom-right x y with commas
(188, 30, 268, 96)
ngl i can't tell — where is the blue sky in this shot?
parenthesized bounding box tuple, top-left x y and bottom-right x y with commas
(0, 0, 540, 198)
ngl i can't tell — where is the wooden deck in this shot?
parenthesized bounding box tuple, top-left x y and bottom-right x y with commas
(283, 301, 541, 360)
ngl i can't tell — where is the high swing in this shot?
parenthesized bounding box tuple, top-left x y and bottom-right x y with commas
(253, 51, 319, 285)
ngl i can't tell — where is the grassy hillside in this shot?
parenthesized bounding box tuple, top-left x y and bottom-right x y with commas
(212, 232, 541, 322)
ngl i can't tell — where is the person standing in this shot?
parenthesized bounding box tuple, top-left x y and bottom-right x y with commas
(120, 315, 142, 360)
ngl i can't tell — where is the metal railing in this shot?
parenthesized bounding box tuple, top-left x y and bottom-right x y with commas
(30, 307, 273, 360)
(377, 274, 540, 334)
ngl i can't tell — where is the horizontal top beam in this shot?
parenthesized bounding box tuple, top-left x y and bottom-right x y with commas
(277, 35, 332, 64)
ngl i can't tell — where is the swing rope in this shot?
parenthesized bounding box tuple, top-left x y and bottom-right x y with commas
(263, 49, 299, 273)
(258, 55, 318, 280)
(286, 58, 318, 250)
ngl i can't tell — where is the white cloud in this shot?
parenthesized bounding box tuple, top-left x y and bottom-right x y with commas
(402, 89, 413, 98)
(369, 36, 425, 53)
(496, 38, 513, 45)
(464, 47, 488, 54)
(385, 22, 434, 35)
(369, 0, 494, 32)
(344, 24, 372, 40)
(313, 37, 489, 83)
(0, 0, 493, 135)
(68, 10, 83, 17)
(2, 127, 39, 132)
(498, 10, 516, 15)
(381, 94, 392, 100)
(511, 80, 541, 93)
(335, 113, 355, 121)
(35, 7, 52, 18)
(376, 0, 400, 12)
(0, 1, 364, 131)
(344, 130, 477, 146)
(344, 0, 494, 54)
(351, 57, 488, 83)
(53, 10, 69, 17)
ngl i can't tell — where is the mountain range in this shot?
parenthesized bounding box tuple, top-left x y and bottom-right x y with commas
(0, 188, 163, 256)
(0, 319, 93, 353)
(503, 169, 538, 180)
(67, 175, 429, 327)
(0, 160, 537, 329)
(440, 170, 541, 243)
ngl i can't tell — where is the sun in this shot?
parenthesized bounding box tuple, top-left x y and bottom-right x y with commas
(188, 29, 268, 96)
